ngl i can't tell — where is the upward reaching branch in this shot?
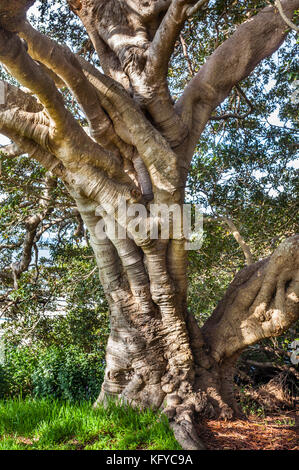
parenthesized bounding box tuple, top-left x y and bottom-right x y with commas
(68, 0, 189, 148)
(205, 216, 254, 266)
(149, 0, 209, 78)
(177, 0, 299, 158)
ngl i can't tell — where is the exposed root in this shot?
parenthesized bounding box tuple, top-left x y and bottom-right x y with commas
(169, 419, 206, 450)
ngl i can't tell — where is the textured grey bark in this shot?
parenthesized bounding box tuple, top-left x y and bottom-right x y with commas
(0, 0, 298, 450)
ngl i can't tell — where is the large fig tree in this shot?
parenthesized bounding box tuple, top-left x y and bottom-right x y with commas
(0, 0, 298, 449)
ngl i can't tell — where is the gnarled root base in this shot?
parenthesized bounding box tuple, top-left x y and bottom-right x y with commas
(95, 360, 243, 450)
(93, 236, 299, 450)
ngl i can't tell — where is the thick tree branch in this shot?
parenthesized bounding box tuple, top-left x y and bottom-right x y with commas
(202, 235, 299, 362)
(69, 0, 188, 148)
(0, 0, 34, 31)
(0, 106, 50, 150)
(76, 56, 182, 198)
(149, 0, 209, 77)
(0, 128, 63, 175)
(177, 0, 299, 155)
(0, 29, 72, 138)
(18, 20, 125, 153)
(0, 77, 130, 184)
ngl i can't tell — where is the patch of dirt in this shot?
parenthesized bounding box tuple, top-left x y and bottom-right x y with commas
(16, 436, 34, 445)
(197, 411, 299, 450)
(68, 434, 101, 449)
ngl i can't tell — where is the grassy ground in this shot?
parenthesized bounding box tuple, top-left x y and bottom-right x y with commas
(0, 398, 181, 450)
(1, 397, 296, 451)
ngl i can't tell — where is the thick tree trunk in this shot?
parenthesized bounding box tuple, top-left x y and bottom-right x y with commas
(71, 191, 299, 450)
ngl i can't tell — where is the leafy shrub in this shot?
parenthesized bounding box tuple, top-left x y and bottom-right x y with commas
(32, 345, 105, 401)
(0, 346, 39, 397)
(0, 344, 105, 402)
(0, 364, 8, 397)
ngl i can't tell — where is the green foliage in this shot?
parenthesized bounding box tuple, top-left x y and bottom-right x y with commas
(31, 345, 104, 401)
(0, 344, 105, 402)
(1, 346, 39, 397)
(0, 398, 181, 450)
(238, 386, 266, 418)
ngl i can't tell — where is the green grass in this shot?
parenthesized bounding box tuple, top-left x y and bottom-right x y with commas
(0, 397, 181, 450)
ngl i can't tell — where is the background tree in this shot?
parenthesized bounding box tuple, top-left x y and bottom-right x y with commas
(0, 0, 298, 450)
